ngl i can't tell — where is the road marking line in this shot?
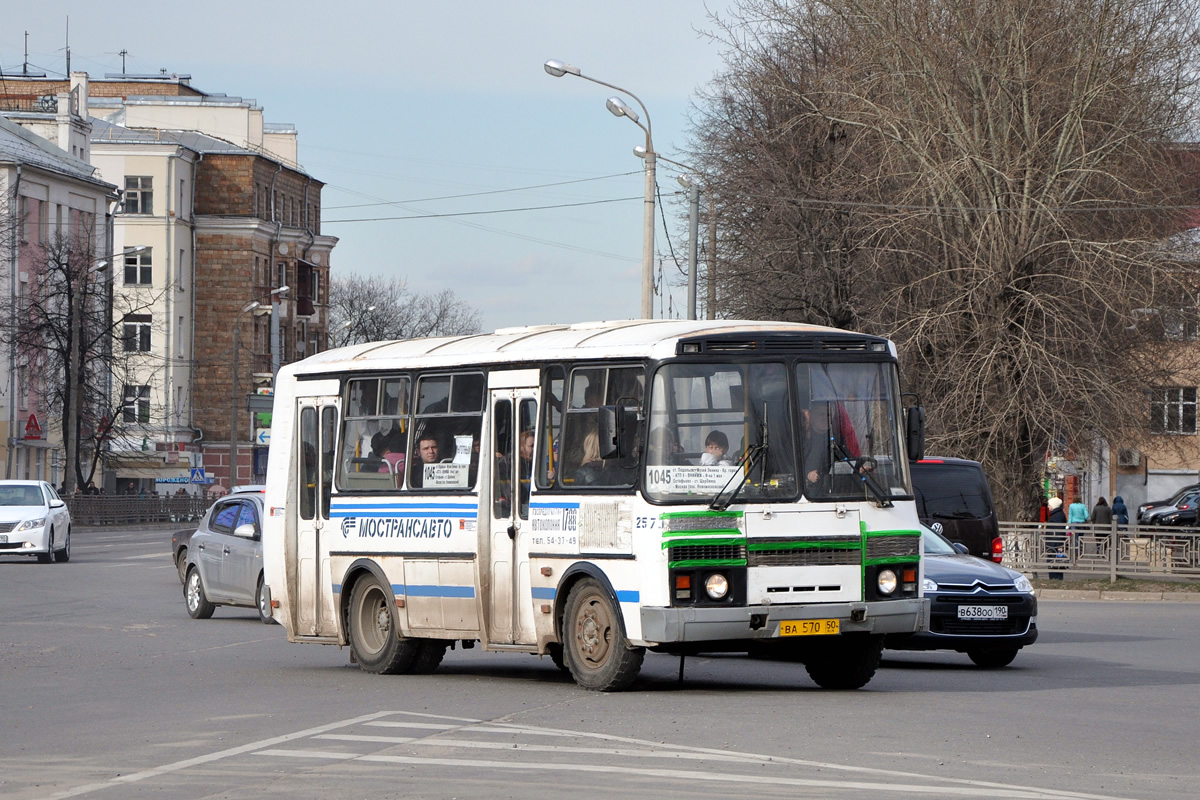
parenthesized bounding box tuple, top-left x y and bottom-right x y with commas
(41, 710, 401, 800)
(253, 749, 1117, 800)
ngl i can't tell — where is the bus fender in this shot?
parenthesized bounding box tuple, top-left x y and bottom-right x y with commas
(552, 562, 628, 644)
(339, 558, 397, 643)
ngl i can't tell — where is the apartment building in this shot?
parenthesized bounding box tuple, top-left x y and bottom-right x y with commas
(3, 71, 336, 492)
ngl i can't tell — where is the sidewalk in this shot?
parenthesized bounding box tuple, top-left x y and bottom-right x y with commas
(1036, 588, 1200, 602)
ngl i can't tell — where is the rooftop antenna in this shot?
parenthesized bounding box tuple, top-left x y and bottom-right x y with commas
(23, 31, 29, 76)
(119, 49, 128, 74)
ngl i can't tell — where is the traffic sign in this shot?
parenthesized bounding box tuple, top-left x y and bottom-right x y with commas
(255, 428, 271, 446)
(190, 468, 206, 484)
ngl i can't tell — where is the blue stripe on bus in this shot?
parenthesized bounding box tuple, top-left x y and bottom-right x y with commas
(329, 510, 477, 519)
(401, 584, 476, 599)
(530, 502, 580, 509)
(531, 587, 556, 600)
(615, 590, 640, 603)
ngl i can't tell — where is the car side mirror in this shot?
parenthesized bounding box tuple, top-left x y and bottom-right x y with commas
(952, 542, 969, 555)
(906, 406, 926, 462)
(49, 498, 65, 509)
(234, 522, 258, 539)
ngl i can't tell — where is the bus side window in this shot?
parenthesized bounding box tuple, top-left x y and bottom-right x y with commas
(537, 367, 564, 488)
(299, 407, 317, 520)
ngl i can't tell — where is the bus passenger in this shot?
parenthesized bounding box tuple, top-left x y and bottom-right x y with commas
(410, 433, 441, 488)
(700, 430, 732, 466)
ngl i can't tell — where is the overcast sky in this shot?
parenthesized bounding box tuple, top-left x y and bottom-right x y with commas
(4, 1, 734, 332)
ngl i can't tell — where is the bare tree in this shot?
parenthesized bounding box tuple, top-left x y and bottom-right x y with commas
(691, 0, 1200, 516)
(328, 274, 481, 347)
(0, 217, 160, 493)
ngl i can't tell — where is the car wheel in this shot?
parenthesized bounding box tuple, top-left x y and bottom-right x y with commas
(347, 575, 419, 674)
(805, 634, 884, 690)
(967, 646, 1019, 668)
(185, 567, 216, 619)
(54, 528, 70, 563)
(256, 575, 275, 625)
(176, 548, 188, 584)
(37, 530, 53, 563)
(561, 578, 644, 691)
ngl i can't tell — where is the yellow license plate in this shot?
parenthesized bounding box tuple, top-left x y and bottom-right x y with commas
(779, 619, 840, 636)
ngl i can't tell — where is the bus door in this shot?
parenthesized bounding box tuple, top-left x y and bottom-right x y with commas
(295, 396, 339, 637)
(487, 388, 539, 645)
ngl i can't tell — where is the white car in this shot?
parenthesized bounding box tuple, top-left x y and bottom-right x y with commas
(0, 480, 71, 563)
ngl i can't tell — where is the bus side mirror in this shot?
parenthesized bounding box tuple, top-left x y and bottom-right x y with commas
(598, 406, 620, 459)
(906, 406, 925, 462)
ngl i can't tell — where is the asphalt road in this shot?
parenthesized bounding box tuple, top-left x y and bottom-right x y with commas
(1, 525, 1197, 800)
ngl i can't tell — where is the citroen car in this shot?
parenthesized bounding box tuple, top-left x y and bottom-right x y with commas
(885, 526, 1037, 668)
(0, 480, 71, 564)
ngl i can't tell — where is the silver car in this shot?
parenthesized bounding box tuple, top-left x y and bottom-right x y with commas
(0, 480, 71, 563)
(183, 486, 272, 623)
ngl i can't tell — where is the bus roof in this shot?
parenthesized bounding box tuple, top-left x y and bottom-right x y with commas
(284, 319, 895, 376)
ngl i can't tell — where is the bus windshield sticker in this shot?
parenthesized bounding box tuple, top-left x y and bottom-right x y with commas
(423, 462, 470, 489)
(646, 465, 741, 495)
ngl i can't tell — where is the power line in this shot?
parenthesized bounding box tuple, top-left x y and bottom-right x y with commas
(324, 195, 640, 224)
(323, 171, 640, 210)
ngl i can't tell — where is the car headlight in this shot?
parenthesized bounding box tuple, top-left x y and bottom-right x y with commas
(704, 573, 729, 600)
(877, 569, 898, 595)
(16, 517, 46, 532)
(923, 577, 938, 592)
(1013, 574, 1034, 593)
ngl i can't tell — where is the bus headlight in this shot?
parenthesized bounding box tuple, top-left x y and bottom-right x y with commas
(877, 569, 898, 595)
(705, 573, 729, 600)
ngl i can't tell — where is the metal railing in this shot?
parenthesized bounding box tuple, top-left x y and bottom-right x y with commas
(65, 495, 209, 527)
(999, 521, 1200, 580)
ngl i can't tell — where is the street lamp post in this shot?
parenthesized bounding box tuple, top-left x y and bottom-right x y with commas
(544, 59, 656, 320)
(228, 285, 288, 489)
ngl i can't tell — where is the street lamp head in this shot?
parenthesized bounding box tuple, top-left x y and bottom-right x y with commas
(606, 96, 639, 123)
(270, 284, 290, 298)
(240, 301, 261, 314)
(544, 59, 580, 78)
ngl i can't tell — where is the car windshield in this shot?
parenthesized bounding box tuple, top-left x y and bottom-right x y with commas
(922, 526, 959, 555)
(0, 486, 43, 506)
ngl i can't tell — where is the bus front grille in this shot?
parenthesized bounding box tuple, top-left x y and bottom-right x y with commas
(865, 535, 920, 559)
(668, 544, 746, 563)
(748, 547, 861, 567)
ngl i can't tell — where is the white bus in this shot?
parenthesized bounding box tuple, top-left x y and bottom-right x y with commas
(262, 320, 928, 691)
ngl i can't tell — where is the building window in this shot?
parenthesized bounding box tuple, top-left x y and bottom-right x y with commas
(124, 176, 153, 215)
(122, 384, 151, 423)
(124, 248, 152, 285)
(123, 314, 152, 352)
(1162, 308, 1200, 341)
(1150, 387, 1197, 434)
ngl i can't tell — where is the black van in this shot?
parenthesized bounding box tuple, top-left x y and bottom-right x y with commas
(910, 457, 1002, 562)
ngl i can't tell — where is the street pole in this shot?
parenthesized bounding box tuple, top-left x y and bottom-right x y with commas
(707, 195, 717, 320)
(544, 60, 656, 319)
(685, 179, 699, 320)
(230, 301, 260, 490)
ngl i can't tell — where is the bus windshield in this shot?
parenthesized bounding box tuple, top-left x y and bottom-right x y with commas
(644, 360, 910, 504)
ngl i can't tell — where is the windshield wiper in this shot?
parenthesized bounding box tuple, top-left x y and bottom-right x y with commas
(711, 406, 768, 511)
(831, 441, 893, 508)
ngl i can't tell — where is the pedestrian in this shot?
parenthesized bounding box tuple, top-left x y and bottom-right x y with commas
(1091, 497, 1113, 526)
(1067, 495, 1089, 556)
(1111, 495, 1129, 526)
(1046, 497, 1067, 580)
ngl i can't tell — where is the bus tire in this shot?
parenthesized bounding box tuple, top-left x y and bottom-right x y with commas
(348, 575, 418, 674)
(804, 634, 883, 690)
(410, 640, 447, 674)
(562, 578, 644, 691)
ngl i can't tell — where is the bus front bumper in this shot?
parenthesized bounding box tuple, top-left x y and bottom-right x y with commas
(640, 598, 929, 644)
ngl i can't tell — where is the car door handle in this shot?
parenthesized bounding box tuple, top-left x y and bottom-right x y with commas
(222, 547, 231, 555)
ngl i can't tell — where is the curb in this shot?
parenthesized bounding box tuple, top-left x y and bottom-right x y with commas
(1036, 588, 1200, 603)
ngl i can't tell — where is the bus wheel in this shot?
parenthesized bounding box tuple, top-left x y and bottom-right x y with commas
(408, 640, 447, 674)
(348, 576, 418, 674)
(804, 634, 883, 690)
(547, 643, 568, 672)
(562, 578, 644, 691)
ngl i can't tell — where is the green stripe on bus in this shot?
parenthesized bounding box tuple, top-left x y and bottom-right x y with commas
(662, 537, 745, 550)
(864, 556, 921, 566)
(862, 529, 921, 538)
(668, 558, 748, 569)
